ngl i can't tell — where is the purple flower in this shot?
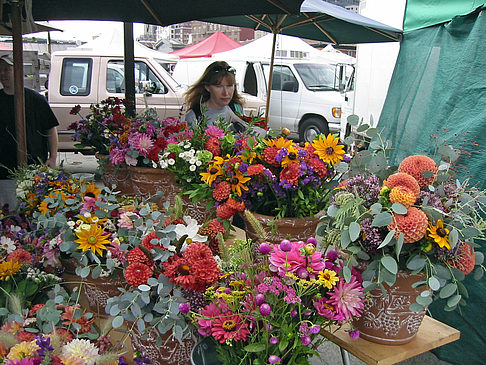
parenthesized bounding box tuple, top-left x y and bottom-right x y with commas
(306, 237, 317, 246)
(296, 267, 309, 279)
(255, 294, 266, 306)
(279, 239, 292, 252)
(178, 302, 191, 314)
(290, 309, 298, 317)
(349, 329, 360, 339)
(268, 355, 282, 364)
(310, 325, 321, 334)
(270, 336, 279, 345)
(326, 249, 338, 262)
(259, 303, 271, 316)
(259, 242, 272, 255)
(301, 335, 312, 346)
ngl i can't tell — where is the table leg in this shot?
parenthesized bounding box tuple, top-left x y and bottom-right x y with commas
(340, 347, 351, 365)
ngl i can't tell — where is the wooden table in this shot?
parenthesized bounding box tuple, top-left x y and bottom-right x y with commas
(321, 316, 460, 365)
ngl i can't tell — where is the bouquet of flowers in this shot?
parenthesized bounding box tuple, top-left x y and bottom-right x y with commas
(183, 235, 365, 365)
(320, 127, 486, 312)
(68, 97, 133, 155)
(192, 132, 346, 224)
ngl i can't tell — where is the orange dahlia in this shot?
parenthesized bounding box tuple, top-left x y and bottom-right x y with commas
(213, 181, 232, 202)
(384, 173, 421, 199)
(387, 207, 428, 243)
(389, 186, 417, 207)
(398, 155, 438, 188)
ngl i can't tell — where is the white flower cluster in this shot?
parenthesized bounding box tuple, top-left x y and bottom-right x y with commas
(15, 178, 34, 199)
(26, 266, 62, 283)
(159, 142, 204, 183)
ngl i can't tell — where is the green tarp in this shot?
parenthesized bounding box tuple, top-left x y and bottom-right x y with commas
(378, 6, 486, 365)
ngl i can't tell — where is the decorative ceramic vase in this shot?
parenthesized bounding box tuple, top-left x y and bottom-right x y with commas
(95, 153, 134, 195)
(61, 259, 126, 318)
(352, 270, 429, 345)
(130, 328, 195, 365)
(241, 210, 325, 244)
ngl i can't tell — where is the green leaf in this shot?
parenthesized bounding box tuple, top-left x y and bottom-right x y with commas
(366, 127, 378, 137)
(243, 343, 266, 352)
(396, 233, 404, 259)
(475, 251, 484, 265)
(357, 124, 369, 132)
(473, 267, 484, 280)
(111, 316, 124, 328)
(416, 295, 432, 307)
(391, 203, 408, 214)
(447, 294, 462, 308)
(407, 256, 426, 271)
(347, 114, 359, 126)
(377, 230, 395, 249)
(340, 230, 351, 249)
(381, 256, 398, 274)
(279, 338, 289, 352)
(439, 283, 457, 298)
(370, 203, 382, 214)
(342, 266, 352, 282)
(409, 303, 425, 313)
(349, 222, 361, 242)
(372, 212, 393, 227)
(428, 276, 441, 291)
(327, 204, 338, 217)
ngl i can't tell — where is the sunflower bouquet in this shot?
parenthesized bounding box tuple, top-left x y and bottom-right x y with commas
(191, 132, 346, 226)
(319, 129, 486, 312)
(183, 236, 365, 365)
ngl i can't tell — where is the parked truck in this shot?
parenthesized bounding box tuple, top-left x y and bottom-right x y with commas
(48, 49, 266, 152)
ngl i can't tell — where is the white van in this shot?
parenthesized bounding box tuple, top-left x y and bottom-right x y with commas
(48, 50, 266, 151)
(173, 58, 349, 141)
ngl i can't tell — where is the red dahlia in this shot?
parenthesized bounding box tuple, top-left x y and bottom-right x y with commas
(126, 247, 152, 265)
(226, 198, 245, 212)
(262, 147, 280, 167)
(205, 137, 222, 156)
(280, 163, 300, 186)
(308, 158, 328, 178)
(142, 232, 164, 250)
(7, 248, 32, 263)
(216, 203, 236, 219)
(213, 181, 232, 202)
(247, 164, 265, 176)
(125, 262, 153, 287)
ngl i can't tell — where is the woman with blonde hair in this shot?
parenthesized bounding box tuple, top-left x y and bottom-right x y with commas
(183, 60, 245, 126)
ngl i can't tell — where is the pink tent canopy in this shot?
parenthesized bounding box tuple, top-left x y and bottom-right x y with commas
(170, 31, 241, 59)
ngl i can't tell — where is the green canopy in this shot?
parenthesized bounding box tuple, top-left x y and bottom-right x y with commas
(379, 5, 486, 364)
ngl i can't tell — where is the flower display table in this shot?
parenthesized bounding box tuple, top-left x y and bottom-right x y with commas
(321, 316, 460, 365)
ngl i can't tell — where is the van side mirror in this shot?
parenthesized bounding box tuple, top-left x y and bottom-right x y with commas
(282, 80, 298, 92)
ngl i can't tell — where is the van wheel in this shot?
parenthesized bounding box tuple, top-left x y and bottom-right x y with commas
(299, 117, 329, 142)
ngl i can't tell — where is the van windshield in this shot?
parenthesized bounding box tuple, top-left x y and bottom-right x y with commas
(294, 63, 337, 91)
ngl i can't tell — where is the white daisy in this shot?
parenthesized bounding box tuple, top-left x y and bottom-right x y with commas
(0, 236, 16, 254)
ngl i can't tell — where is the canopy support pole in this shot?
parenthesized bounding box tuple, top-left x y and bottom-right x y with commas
(123, 22, 136, 117)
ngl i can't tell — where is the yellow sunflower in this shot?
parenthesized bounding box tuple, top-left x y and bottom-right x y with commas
(427, 219, 451, 249)
(83, 182, 101, 198)
(75, 224, 111, 256)
(200, 163, 223, 186)
(264, 137, 293, 149)
(311, 133, 345, 166)
(318, 269, 340, 289)
(228, 172, 251, 196)
(0, 260, 22, 281)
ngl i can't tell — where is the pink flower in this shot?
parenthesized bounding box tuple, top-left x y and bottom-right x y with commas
(109, 147, 126, 165)
(205, 126, 225, 138)
(269, 241, 325, 275)
(197, 300, 229, 336)
(117, 211, 140, 229)
(327, 276, 364, 323)
(80, 196, 98, 214)
(128, 132, 154, 157)
(211, 312, 249, 343)
(125, 155, 137, 166)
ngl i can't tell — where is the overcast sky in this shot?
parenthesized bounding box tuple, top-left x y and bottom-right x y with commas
(35, 20, 145, 42)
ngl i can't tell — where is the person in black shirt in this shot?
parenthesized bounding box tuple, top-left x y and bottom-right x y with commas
(0, 53, 59, 209)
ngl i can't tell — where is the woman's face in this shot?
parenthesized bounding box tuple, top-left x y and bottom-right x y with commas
(205, 75, 235, 109)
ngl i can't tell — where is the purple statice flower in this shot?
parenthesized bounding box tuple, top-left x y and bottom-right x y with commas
(118, 357, 129, 365)
(134, 351, 151, 364)
(275, 148, 288, 164)
(263, 168, 277, 181)
(239, 162, 248, 173)
(360, 217, 384, 255)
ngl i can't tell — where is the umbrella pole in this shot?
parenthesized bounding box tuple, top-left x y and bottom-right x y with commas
(123, 22, 136, 117)
(11, 0, 27, 167)
(264, 31, 278, 125)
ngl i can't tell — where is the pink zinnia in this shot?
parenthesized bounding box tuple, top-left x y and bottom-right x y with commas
(117, 211, 140, 229)
(269, 241, 325, 275)
(109, 147, 126, 165)
(327, 276, 364, 323)
(129, 132, 154, 157)
(211, 312, 249, 343)
(205, 126, 225, 138)
(197, 300, 230, 336)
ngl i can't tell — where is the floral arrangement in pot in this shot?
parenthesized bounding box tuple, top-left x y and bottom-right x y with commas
(319, 123, 486, 344)
(190, 132, 347, 239)
(183, 234, 365, 365)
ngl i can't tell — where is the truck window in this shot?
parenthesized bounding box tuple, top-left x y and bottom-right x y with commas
(294, 63, 336, 91)
(60, 58, 92, 96)
(107, 60, 168, 94)
(263, 65, 298, 92)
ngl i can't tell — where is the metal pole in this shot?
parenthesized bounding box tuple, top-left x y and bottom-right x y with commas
(11, 0, 27, 167)
(123, 22, 136, 117)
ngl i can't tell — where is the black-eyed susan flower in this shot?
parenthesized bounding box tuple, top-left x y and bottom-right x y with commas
(311, 133, 345, 166)
(427, 219, 451, 249)
(75, 224, 111, 256)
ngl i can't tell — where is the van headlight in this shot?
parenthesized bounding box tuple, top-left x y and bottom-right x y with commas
(332, 107, 342, 118)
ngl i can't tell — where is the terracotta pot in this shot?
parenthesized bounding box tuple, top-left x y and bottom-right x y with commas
(95, 153, 134, 195)
(61, 259, 126, 318)
(352, 270, 429, 345)
(241, 210, 325, 245)
(130, 327, 195, 365)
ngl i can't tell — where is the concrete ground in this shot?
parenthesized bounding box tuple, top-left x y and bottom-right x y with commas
(58, 152, 452, 365)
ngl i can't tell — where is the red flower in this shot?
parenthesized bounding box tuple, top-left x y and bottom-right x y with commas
(308, 158, 328, 178)
(69, 105, 81, 115)
(213, 181, 232, 202)
(154, 137, 168, 150)
(208, 219, 226, 236)
(7, 248, 32, 263)
(205, 137, 222, 156)
(262, 147, 280, 167)
(226, 197, 245, 212)
(247, 164, 265, 176)
(183, 242, 214, 263)
(127, 247, 152, 265)
(216, 203, 237, 219)
(384, 173, 420, 199)
(62, 305, 94, 333)
(17, 331, 36, 342)
(142, 232, 161, 250)
(280, 163, 300, 186)
(147, 146, 161, 162)
(448, 242, 475, 275)
(125, 262, 154, 286)
(164, 125, 182, 137)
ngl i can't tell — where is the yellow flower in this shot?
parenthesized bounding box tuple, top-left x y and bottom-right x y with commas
(264, 137, 293, 150)
(83, 182, 101, 198)
(75, 224, 111, 256)
(200, 163, 223, 186)
(427, 219, 451, 249)
(7, 340, 39, 360)
(311, 133, 345, 166)
(0, 260, 22, 281)
(280, 145, 300, 167)
(318, 269, 340, 289)
(227, 172, 251, 197)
